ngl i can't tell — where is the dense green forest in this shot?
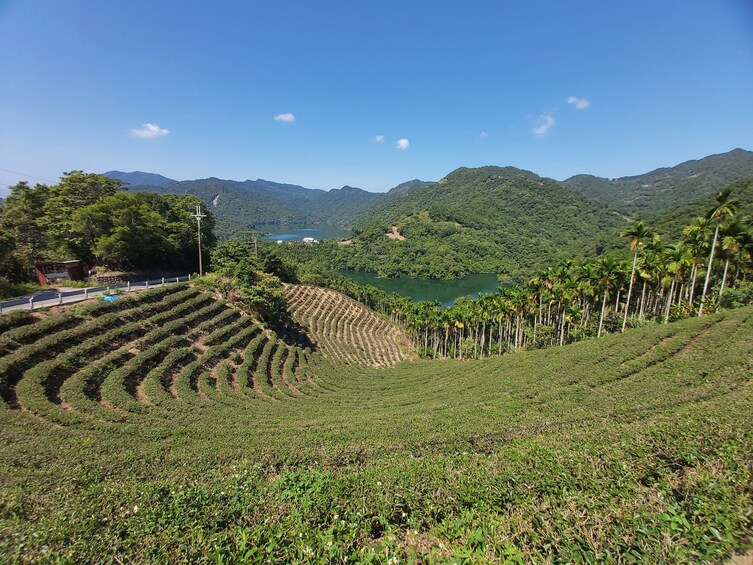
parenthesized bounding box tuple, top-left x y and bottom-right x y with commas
(272, 166, 625, 281)
(649, 177, 753, 239)
(128, 177, 384, 237)
(0, 171, 214, 282)
(564, 148, 753, 216)
(134, 178, 311, 239)
(111, 173, 433, 237)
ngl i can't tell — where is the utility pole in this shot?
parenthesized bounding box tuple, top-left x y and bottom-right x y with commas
(192, 205, 206, 276)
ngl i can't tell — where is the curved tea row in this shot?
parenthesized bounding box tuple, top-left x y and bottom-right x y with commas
(284, 284, 414, 367)
(0, 284, 348, 425)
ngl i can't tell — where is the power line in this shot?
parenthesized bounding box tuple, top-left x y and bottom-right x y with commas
(0, 168, 56, 184)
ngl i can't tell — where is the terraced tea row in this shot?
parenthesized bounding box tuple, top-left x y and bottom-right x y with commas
(285, 284, 414, 367)
(1, 284, 339, 426)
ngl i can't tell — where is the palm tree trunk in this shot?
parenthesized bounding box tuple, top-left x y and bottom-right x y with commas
(639, 280, 647, 320)
(598, 290, 607, 338)
(622, 251, 639, 332)
(688, 262, 698, 306)
(718, 258, 730, 301)
(698, 224, 720, 316)
(664, 279, 675, 323)
(532, 314, 537, 348)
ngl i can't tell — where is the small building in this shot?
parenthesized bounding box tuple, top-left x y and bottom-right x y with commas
(302, 237, 319, 244)
(34, 260, 86, 285)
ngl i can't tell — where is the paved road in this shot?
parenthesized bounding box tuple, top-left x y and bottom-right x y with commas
(0, 276, 190, 314)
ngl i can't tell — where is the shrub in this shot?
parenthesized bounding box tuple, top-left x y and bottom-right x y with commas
(720, 281, 753, 310)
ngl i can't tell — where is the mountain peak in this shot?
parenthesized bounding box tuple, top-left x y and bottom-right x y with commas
(104, 171, 177, 186)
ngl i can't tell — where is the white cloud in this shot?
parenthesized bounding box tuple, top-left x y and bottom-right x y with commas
(480, 131, 488, 138)
(273, 113, 296, 123)
(567, 96, 589, 109)
(396, 138, 410, 150)
(533, 114, 555, 136)
(374, 135, 385, 143)
(130, 123, 170, 139)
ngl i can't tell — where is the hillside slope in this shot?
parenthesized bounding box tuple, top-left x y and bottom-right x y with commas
(285, 284, 414, 367)
(1, 287, 752, 562)
(129, 177, 385, 234)
(649, 177, 753, 239)
(342, 165, 624, 280)
(134, 178, 313, 237)
(563, 148, 753, 216)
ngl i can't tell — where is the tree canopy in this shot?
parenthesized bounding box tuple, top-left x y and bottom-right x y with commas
(0, 171, 215, 281)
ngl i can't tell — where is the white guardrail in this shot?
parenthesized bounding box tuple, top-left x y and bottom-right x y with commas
(0, 275, 193, 315)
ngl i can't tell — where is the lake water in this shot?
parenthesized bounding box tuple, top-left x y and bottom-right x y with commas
(340, 270, 501, 306)
(260, 225, 350, 242)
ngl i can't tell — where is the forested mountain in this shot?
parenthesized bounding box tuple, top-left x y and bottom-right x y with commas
(649, 177, 753, 239)
(117, 176, 387, 235)
(386, 179, 435, 197)
(336, 166, 625, 281)
(105, 172, 438, 233)
(104, 171, 177, 187)
(563, 148, 753, 216)
(130, 178, 311, 238)
(303, 185, 382, 228)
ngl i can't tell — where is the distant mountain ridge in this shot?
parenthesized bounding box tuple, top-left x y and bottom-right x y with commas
(563, 148, 753, 216)
(104, 148, 753, 242)
(104, 172, 432, 235)
(104, 171, 177, 187)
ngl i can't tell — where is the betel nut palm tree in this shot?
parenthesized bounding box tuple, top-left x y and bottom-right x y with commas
(698, 188, 738, 316)
(620, 220, 654, 332)
(717, 220, 747, 300)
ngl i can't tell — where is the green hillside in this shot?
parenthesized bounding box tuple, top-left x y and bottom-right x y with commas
(135, 178, 313, 237)
(1, 283, 752, 562)
(385, 178, 435, 197)
(564, 148, 753, 216)
(303, 185, 383, 228)
(340, 166, 625, 280)
(650, 177, 753, 239)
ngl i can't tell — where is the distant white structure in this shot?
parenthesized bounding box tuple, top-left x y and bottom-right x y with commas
(276, 240, 283, 245)
(302, 237, 319, 244)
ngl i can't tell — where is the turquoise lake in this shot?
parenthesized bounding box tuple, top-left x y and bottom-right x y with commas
(260, 225, 350, 242)
(340, 270, 501, 306)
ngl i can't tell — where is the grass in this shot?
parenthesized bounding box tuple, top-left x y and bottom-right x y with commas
(0, 281, 44, 301)
(0, 283, 752, 563)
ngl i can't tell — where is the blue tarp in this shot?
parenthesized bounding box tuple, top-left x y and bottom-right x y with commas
(102, 295, 120, 302)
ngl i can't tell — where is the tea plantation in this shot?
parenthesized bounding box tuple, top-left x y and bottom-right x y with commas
(1, 283, 752, 563)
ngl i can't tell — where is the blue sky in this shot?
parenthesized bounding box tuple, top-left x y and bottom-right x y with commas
(1, 0, 752, 195)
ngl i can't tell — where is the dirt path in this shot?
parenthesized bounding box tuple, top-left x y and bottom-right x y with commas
(386, 226, 405, 240)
